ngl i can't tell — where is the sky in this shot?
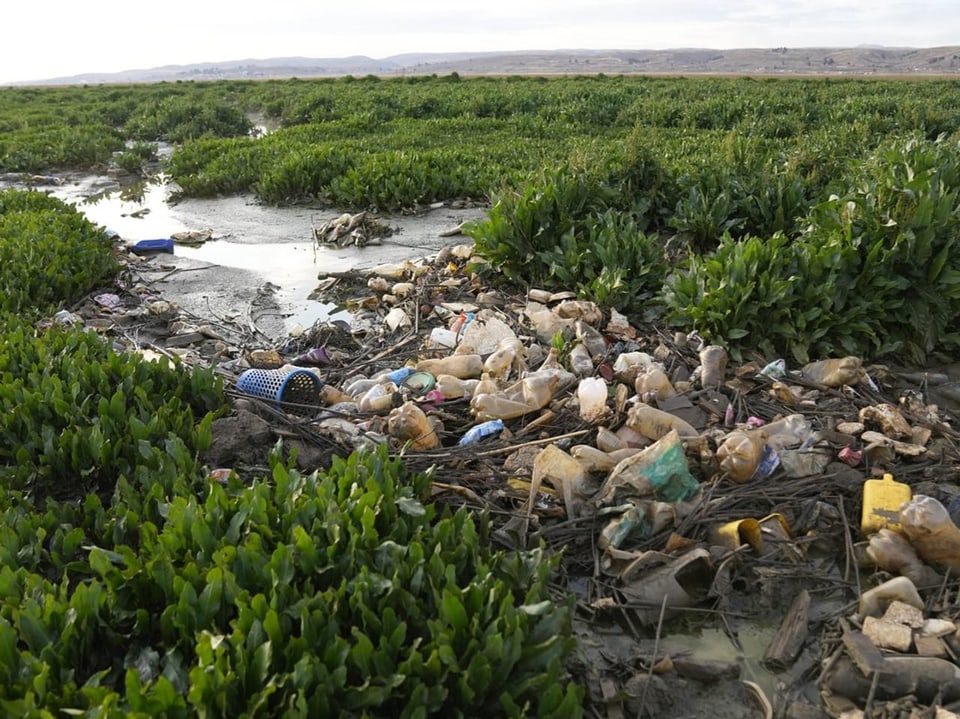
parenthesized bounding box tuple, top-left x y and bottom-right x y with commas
(4, 0, 958, 83)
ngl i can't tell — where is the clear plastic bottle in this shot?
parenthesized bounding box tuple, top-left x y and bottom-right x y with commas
(358, 382, 398, 413)
(626, 402, 699, 440)
(482, 338, 525, 379)
(761, 414, 815, 450)
(568, 343, 594, 377)
(434, 374, 476, 400)
(416, 354, 482, 379)
(699, 345, 728, 388)
(900, 495, 960, 571)
(577, 376, 608, 422)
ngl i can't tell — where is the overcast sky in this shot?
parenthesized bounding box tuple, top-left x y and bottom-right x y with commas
(4, 0, 958, 83)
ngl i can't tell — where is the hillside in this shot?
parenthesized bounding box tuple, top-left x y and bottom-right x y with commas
(20, 46, 960, 85)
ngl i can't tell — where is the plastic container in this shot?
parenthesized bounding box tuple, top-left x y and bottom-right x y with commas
(861, 473, 912, 535)
(400, 371, 436, 396)
(416, 354, 482, 379)
(236, 368, 321, 413)
(458, 419, 505, 446)
(129, 238, 174, 254)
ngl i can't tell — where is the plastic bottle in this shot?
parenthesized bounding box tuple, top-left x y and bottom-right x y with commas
(625, 403, 699, 441)
(716, 429, 767, 483)
(416, 354, 482, 379)
(429, 327, 459, 349)
(358, 382, 398, 413)
(483, 337, 525, 379)
(596, 426, 626, 452)
(801, 356, 864, 387)
(634, 367, 676, 402)
(612, 352, 656, 385)
(575, 320, 607, 357)
(577, 376, 608, 423)
(761, 414, 815, 450)
(458, 419, 505, 446)
(472, 394, 538, 421)
(538, 347, 563, 372)
(434, 374, 477, 400)
(699, 345, 728, 388)
(474, 372, 499, 397)
(867, 528, 943, 589)
(568, 343, 594, 377)
(319, 384, 353, 405)
(900, 495, 960, 571)
(387, 401, 440, 451)
(375, 366, 416, 384)
(858, 575, 924, 618)
(521, 372, 560, 409)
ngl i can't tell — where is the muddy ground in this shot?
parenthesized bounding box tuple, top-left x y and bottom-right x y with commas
(14, 170, 960, 718)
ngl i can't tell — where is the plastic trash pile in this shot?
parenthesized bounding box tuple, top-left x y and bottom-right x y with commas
(66, 237, 960, 718)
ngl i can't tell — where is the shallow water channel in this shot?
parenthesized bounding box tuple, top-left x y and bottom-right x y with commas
(45, 174, 487, 333)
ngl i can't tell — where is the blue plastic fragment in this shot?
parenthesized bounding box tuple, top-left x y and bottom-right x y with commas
(130, 238, 175, 254)
(458, 419, 505, 446)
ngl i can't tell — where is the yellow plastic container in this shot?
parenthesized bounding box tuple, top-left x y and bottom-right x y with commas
(861, 473, 912, 535)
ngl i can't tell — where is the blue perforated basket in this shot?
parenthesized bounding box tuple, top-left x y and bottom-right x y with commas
(236, 368, 322, 413)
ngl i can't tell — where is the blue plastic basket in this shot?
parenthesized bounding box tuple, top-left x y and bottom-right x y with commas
(236, 368, 322, 413)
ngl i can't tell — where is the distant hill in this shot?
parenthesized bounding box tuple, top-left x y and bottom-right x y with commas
(17, 46, 960, 85)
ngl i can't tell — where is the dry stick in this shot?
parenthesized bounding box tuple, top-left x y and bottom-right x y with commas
(638, 594, 670, 719)
(837, 495, 862, 599)
(863, 670, 881, 716)
(474, 429, 591, 457)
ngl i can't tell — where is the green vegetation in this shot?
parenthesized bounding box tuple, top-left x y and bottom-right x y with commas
(4, 73, 960, 359)
(5, 71, 960, 715)
(0, 187, 581, 715)
(0, 189, 117, 317)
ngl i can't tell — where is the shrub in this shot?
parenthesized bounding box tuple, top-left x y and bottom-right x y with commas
(0, 447, 581, 717)
(0, 190, 117, 317)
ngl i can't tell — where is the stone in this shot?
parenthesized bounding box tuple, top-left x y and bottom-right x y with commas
(862, 616, 912, 652)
